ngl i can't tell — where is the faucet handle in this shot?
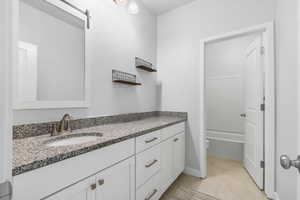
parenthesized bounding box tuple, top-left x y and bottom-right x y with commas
(66, 120, 72, 132)
(51, 124, 58, 136)
(64, 114, 73, 132)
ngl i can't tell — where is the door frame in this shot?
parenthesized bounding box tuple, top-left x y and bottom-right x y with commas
(0, 0, 14, 183)
(199, 22, 275, 199)
(297, 0, 300, 198)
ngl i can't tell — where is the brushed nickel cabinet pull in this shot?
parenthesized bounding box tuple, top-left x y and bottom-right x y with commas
(174, 138, 179, 142)
(145, 159, 158, 168)
(145, 189, 158, 200)
(145, 137, 158, 144)
(98, 179, 104, 186)
(90, 183, 97, 190)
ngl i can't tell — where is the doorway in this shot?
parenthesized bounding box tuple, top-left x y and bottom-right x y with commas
(199, 23, 275, 199)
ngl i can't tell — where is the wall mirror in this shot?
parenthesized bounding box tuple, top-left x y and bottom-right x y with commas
(14, 0, 90, 109)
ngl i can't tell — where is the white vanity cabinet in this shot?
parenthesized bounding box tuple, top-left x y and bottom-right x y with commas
(13, 122, 186, 200)
(13, 139, 135, 200)
(45, 157, 135, 200)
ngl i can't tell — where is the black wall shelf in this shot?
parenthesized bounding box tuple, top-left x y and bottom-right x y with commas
(135, 57, 157, 72)
(113, 80, 142, 85)
(112, 70, 141, 86)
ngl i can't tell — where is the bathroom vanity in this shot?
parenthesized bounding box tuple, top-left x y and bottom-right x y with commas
(12, 113, 187, 200)
(12, 1, 187, 199)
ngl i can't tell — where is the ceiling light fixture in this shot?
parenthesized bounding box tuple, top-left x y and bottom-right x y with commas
(127, 0, 139, 14)
(113, 0, 128, 6)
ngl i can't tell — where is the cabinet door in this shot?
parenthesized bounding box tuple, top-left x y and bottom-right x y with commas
(172, 132, 185, 179)
(45, 177, 96, 200)
(95, 157, 135, 200)
(160, 138, 173, 194)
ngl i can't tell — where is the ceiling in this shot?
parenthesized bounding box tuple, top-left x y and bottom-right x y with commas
(141, 0, 196, 15)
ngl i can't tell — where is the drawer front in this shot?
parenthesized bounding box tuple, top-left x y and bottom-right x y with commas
(136, 145, 161, 188)
(136, 172, 161, 200)
(136, 130, 161, 153)
(161, 122, 185, 141)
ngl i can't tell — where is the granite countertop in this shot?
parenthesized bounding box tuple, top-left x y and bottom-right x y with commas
(13, 115, 186, 176)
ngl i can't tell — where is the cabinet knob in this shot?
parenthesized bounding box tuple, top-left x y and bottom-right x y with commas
(90, 183, 97, 190)
(174, 138, 179, 142)
(98, 179, 105, 186)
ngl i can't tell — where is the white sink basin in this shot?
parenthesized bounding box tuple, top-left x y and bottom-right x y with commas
(46, 133, 103, 147)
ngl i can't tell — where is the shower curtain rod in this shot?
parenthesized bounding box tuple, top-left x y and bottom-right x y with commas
(59, 0, 90, 29)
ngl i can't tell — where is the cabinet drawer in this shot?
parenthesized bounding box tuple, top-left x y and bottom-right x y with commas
(161, 122, 185, 141)
(136, 172, 161, 200)
(136, 144, 161, 188)
(136, 130, 161, 153)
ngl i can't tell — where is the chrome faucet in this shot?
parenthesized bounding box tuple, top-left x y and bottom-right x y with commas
(59, 114, 72, 133)
(52, 114, 73, 136)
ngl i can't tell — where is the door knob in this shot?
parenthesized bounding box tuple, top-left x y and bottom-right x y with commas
(280, 155, 300, 172)
(240, 113, 246, 118)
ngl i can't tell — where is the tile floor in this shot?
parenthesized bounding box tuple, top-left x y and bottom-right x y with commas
(160, 155, 268, 200)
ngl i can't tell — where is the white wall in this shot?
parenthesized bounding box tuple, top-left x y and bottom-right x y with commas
(206, 35, 256, 134)
(13, 0, 158, 124)
(157, 0, 274, 174)
(208, 140, 244, 161)
(0, 0, 13, 182)
(0, 0, 7, 183)
(275, 0, 298, 199)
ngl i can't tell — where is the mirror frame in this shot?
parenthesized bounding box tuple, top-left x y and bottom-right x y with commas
(13, 0, 90, 110)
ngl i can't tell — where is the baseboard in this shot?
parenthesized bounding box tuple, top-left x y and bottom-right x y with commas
(183, 167, 202, 178)
(272, 192, 280, 200)
(206, 130, 244, 144)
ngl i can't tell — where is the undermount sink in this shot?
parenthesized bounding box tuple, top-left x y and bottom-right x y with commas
(45, 133, 103, 147)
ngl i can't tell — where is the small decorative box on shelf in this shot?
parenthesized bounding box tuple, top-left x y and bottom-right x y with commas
(135, 57, 157, 72)
(112, 70, 141, 86)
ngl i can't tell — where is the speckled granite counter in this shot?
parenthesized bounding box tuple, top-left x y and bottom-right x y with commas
(13, 114, 187, 176)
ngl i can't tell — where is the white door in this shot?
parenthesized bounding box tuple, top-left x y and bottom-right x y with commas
(160, 138, 173, 193)
(172, 132, 185, 180)
(299, 117, 300, 200)
(45, 177, 96, 200)
(243, 37, 264, 189)
(95, 157, 135, 200)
